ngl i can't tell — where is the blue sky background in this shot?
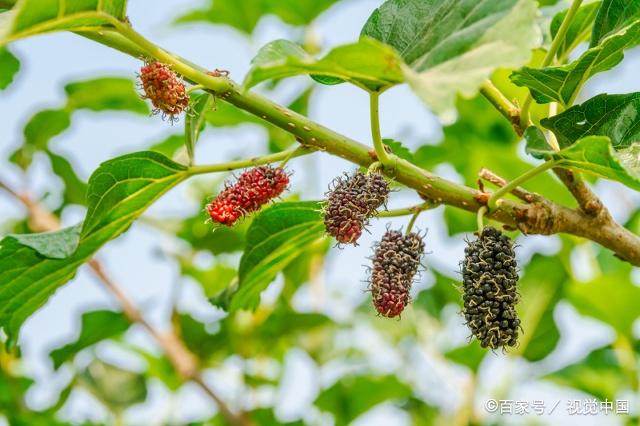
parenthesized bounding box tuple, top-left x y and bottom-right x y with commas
(1, 0, 640, 425)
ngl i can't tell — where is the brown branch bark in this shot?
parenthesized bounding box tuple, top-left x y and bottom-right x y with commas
(0, 183, 251, 426)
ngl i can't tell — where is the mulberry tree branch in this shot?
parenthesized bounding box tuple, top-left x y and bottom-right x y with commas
(73, 22, 640, 265)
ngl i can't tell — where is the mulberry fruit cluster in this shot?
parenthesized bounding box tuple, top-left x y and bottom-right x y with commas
(323, 171, 389, 244)
(370, 230, 425, 318)
(139, 62, 189, 121)
(461, 226, 520, 349)
(207, 166, 289, 226)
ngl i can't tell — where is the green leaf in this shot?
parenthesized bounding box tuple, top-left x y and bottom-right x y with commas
(46, 150, 89, 206)
(414, 270, 460, 319)
(0, 45, 18, 90)
(149, 134, 185, 159)
(362, 0, 539, 115)
(176, 0, 338, 34)
(567, 263, 640, 337)
(79, 359, 147, 411)
(177, 313, 219, 360)
(511, 21, 640, 105)
(0, 151, 188, 344)
(541, 93, 640, 148)
(591, 0, 640, 47)
(49, 309, 129, 370)
(549, 137, 640, 191)
(230, 201, 325, 311)
(0, 0, 127, 45)
(243, 38, 404, 92)
(545, 347, 626, 401)
(64, 77, 148, 114)
(23, 108, 71, 151)
(550, 2, 600, 59)
(315, 375, 412, 425)
(82, 151, 188, 237)
(7, 223, 81, 259)
(184, 93, 214, 164)
(517, 255, 566, 362)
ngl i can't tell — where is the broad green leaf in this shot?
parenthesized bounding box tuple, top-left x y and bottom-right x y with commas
(176, 0, 338, 35)
(541, 93, 640, 148)
(0, 45, 18, 90)
(511, 20, 640, 105)
(591, 0, 640, 46)
(315, 375, 412, 425)
(82, 151, 188, 236)
(79, 360, 147, 411)
(184, 93, 214, 164)
(0, 0, 127, 45)
(568, 263, 640, 337)
(230, 201, 325, 311)
(549, 137, 640, 191)
(149, 134, 185, 159)
(545, 347, 626, 401)
(7, 223, 81, 259)
(0, 151, 188, 344)
(64, 77, 148, 114)
(243, 38, 403, 92)
(49, 309, 129, 370)
(550, 2, 600, 59)
(46, 150, 89, 206)
(362, 0, 539, 114)
(517, 255, 566, 362)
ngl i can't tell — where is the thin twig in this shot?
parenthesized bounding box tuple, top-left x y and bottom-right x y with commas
(479, 168, 540, 203)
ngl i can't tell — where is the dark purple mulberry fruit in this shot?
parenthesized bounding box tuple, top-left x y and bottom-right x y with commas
(461, 226, 520, 349)
(370, 230, 425, 317)
(323, 171, 389, 244)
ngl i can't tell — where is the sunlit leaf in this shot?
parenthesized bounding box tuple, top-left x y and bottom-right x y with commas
(7, 223, 81, 259)
(244, 38, 403, 92)
(79, 359, 147, 411)
(0, 0, 127, 45)
(363, 0, 539, 114)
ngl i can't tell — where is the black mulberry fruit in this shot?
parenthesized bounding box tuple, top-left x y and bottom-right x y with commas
(370, 230, 425, 317)
(461, 226, 520, 349)
(323, 171, 389, 244)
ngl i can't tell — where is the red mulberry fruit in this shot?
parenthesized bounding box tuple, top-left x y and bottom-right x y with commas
(207, 165, 289, 226)
(370, 230, 425, 318)
(323, 171, 389, 244)
(461, 226, 520, 349)
(139, 62, 189, 122)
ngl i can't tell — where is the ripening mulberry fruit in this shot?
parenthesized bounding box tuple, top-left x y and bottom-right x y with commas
(370, 230, 425, 318)
(207, 165, 289, 226)
(323, 171, 389, 244)
(461, 226, 520, 349)
(139, 62, 189, 122)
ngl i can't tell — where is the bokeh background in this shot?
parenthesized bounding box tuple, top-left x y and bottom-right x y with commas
(1, 0, 640, 425)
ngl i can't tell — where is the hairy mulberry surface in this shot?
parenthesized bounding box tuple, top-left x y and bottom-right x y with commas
(323, 171, 389, 244)
(207, 166, 289, 226)
(461, 226, 520, 349)
(370, 230, 425, 318)
(139, 62, 189, 121)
